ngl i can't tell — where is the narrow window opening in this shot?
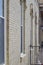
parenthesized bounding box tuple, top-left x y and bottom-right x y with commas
(20, 0, 26, 53)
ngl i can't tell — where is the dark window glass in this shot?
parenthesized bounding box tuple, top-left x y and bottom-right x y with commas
(0, 0, 4, 64)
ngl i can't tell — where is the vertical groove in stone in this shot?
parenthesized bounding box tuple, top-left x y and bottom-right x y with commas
(6, 0, 9, 65)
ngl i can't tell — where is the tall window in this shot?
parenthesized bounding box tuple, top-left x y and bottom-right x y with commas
(20, 0, 26, 53)
(0, 0, 4, 65)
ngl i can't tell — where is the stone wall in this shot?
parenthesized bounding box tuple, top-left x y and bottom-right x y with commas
(4, 0, 39, 65)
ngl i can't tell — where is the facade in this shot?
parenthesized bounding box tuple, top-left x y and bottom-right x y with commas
(4, 0, 39, 65)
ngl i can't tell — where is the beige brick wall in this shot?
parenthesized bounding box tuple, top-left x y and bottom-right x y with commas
(9, 0, 20, 65)
(5, 0, 20, 65)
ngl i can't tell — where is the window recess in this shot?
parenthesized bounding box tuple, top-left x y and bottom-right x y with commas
(20, 0, 26, 53)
